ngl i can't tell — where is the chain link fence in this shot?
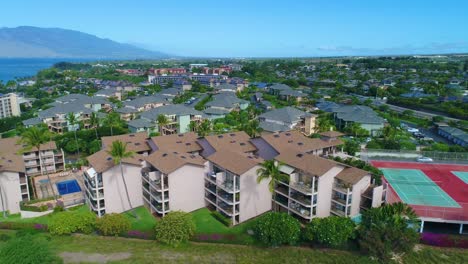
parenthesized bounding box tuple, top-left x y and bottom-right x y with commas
(360, 149, 468, 164)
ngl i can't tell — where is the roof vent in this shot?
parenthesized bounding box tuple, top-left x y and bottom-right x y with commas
(274, 134, 280, 138)
(218, 135, 224, 138)
(230, 133, 236, 136)
(129, 134, 135, 137)
(298, 142, 304, 146)
(296, 153, 303, 158)
(190, 155, 196, 158)
(288, 140, 293, 143)
(230, 140, 236, 143)
(185, 143, 191, 146)
(285, 132, 291, 136)
(181, 156, 186, 159)
(176, 141, 182, 144)
(173, 151, 178, 154)
(178, 134, 183, 137)
(240, 142, 246, 146)
(162, 153, 168, 157)
(106, 157, 112, 161)
(135, 143, 141, 146)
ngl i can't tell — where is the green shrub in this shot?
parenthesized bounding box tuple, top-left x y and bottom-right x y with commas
(48, 211, 96, 235)
(0, 233, 10, 241)
(53, 206, 65, 213)
(253, 212, 301, 246)
(0, 235, 62, 264)
(96, 213, 131, 236)
(154, 211, 195, 246)
(211, 211, 232, 227)
(303, 216, 356, 247)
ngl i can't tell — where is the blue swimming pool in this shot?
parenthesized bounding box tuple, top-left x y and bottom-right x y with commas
(56, 179, 81, 195)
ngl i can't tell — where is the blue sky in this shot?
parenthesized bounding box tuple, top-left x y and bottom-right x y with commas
(1, 0, 467, 57)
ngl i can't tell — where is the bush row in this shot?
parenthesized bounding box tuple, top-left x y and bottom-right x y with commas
(211, 211, 232, 227)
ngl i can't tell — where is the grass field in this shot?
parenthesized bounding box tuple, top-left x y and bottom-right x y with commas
(0, 205, 89, 225)
(0, 230, 467, 264)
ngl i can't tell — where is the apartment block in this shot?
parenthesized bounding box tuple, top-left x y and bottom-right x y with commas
(0, 93, 21, 118)
(0, 137, 65, 214)
(84, 133, 150, 216)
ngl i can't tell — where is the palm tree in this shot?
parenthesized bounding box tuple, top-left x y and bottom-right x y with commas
(157, 114, 169, 135)
(89, 112, 100, 140)
(66, 112, 80, 157)
(256, 160, 288, 206)
(107, 140, 137, 218)
(19, 126, 58, 202)
(103, 112, 121, 136)
(246, 119, 262, 138)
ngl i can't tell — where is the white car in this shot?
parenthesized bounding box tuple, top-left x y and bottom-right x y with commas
(417, 157, 433, 163)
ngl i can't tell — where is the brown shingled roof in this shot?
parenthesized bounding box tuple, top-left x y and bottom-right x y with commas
(0, 138, 25, 173)
(101, 132, 150, 153)
(335, 167, 369, 185)
(150, 132, 202, 153)
(145, 151, 206, 174)
(87, 150, 144, 173)
(275, 149, 339, 176)
(207, 150, 263, 176)
(319, 131, 344, 138)
(262, 130, 343, 153)
(204, 131, 257, 153)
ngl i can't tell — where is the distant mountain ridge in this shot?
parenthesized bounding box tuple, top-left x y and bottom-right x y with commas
(0, 26, 168, 59)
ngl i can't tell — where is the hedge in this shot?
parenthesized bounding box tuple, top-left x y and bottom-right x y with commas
(19, 196, 62, 212)
(0, 222, 48, 231)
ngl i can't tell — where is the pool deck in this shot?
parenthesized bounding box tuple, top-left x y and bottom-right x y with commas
(33, 170, 85, 206)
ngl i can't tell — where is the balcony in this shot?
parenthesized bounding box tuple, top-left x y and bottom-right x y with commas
(25, 161, 39, 167)
(205, 192, 217, 206)
(217, 201, 238, 216)
(289, 201, 312, 219)
(332, 195, 348, 206)
(275, 185, 289, 196)
(274, 195, 289, 208)
(290, 182, 313, 195)
(331, 207, 346, 217)
(333, 182, 352, 194)
(290, 192, 313, 207)
(217, 188, 238, 205)
(19, 176, 27, 184)
(205, 182, 216, 195)
(23, 154, 38, 160)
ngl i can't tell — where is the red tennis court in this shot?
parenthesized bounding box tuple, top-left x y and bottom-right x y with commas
(371, 161, 468, 221)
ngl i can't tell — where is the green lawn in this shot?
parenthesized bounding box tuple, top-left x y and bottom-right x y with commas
(0, 205, 89, 225)
(1, 230, 466, 264)
(123, 206, 156, 233)
(190, 208, 258, 244)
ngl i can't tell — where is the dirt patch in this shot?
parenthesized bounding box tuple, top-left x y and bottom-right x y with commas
(60, 252, 131, 263)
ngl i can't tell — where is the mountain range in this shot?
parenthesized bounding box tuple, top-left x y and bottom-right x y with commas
(0, 26, 168, 59)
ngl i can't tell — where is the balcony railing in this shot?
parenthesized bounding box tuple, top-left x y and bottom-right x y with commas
(290, 192, 312, 207)
(331, 207, 346, 217)
(290, 182, 313, 195)
(333, 182, 352, 194)
(289, 202, 312, 219)
(332, 195, 349, 206)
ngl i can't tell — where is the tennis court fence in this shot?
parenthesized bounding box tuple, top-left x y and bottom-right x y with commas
(361, 149, 468, 164)
(384, 180, 468, 221)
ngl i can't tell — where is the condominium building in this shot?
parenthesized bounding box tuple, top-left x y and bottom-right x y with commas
(0, 137, 65, 214)
(0, 93, 21, 118)
(84, 132, 150, 216)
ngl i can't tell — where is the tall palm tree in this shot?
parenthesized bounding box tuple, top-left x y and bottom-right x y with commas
(107, 140, 137, 218)
(89, 112, 100, 140)
(19, 126, 58, 202)
(0, 156, 6, 217)
(66, 112, 80, 157)
(246, 119, 262, 138)
(256, 160, 288, 205)
(103, 112, 121, 136)
(157, 114, 169, 135)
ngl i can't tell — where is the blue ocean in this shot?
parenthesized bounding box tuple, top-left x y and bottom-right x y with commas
(0, 58, 94, 82)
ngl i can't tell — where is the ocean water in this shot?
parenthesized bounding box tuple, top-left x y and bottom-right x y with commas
(0, 58, 94, 82)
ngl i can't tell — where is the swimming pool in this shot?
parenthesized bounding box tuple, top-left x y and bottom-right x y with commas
(56, 179, 82, 195)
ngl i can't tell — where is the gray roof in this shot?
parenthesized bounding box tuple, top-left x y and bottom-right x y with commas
(160, 87, 182, 96)
(259, 107, 310, 124)
(259, 121, 291, 133)
(279, 89, 304, 97)
(55, 93, 89, 103)
(51, 94, 110, 107)
(205, 93, 248, 109)
(38, 102, 93, 118)
(95, 88, 119, 96)
(401, 91, 434, 98)
(23, 117, 42, 126)
(269, 83, 292, 91)
(334, 105, 385, 125)
(203, 108, 230, 115)
(316, 101, 341, 112)
(115, 107, 139, 114)
(215, 84, 237, 91)
(127, 118, 156, 129)
(123, 95, 169, 108)
(439, 127, 468, 142)
(140, 104, 204, 122)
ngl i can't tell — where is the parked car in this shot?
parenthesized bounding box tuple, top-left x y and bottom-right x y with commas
(417, 156, 433, 163)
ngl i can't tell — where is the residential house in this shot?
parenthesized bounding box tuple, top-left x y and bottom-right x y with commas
(258, 107, 317, 136)
(332, 105, 385, 136)
(438, 126, 468, 147)
(205, 93, 249, 113)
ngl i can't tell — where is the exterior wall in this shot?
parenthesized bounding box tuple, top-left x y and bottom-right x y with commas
(102, 164, 143, 214)
(168, 164, 206, 212)
(349, 175, 371, 217)
(316, 166, 345, 217)
(371, 185, 384, 208)
(0, 171, 22, 214)
(0, 93, 21, 118)
(361, 123, 384, 136)
(178, 115, 191, 133)
(239, 166, 272, 223)
(304, 116, 316, 135)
